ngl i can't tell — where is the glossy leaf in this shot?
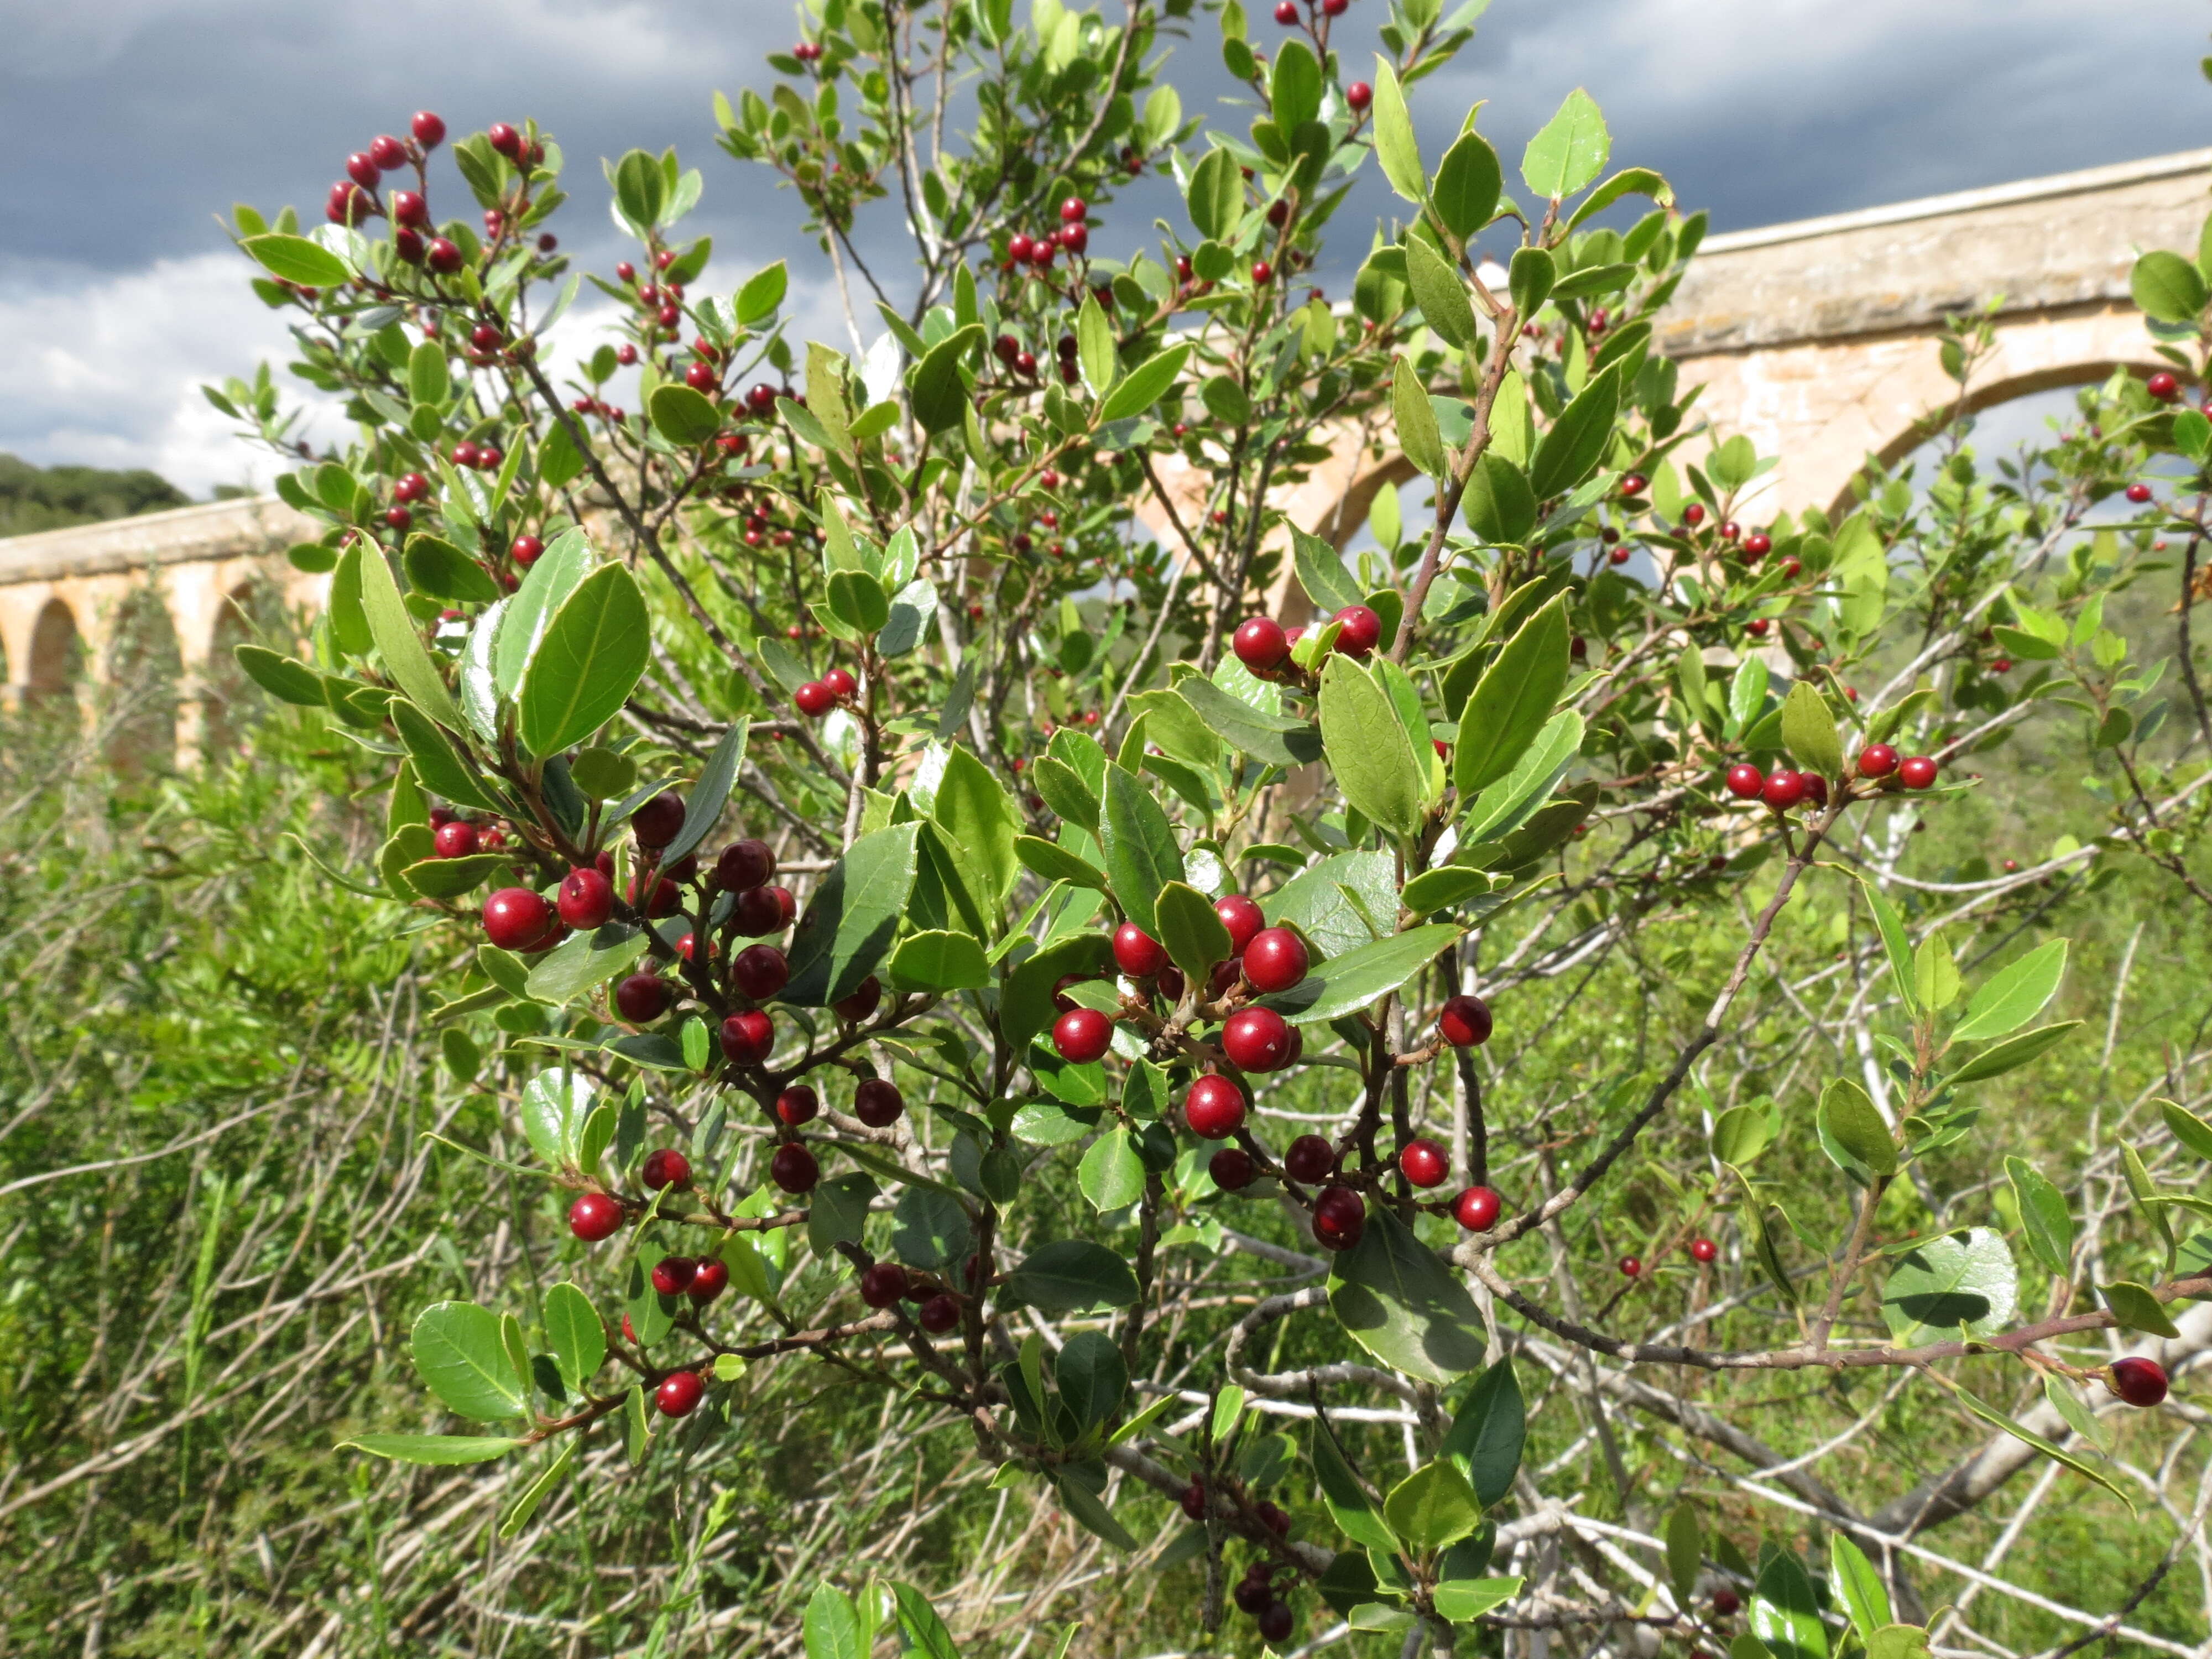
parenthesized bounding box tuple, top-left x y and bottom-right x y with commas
(517, 562, 650, 758)
(1176, 676, 1322, 767)
(1078, 1127, 1146, 1212)
(1329, 1207, 1486, 1384)
(1319, 653, 1426, 837)
(932, 744, 1019, 904)
(648, 383, 722, 445)
(1259, 925, 1459, 1026)
(1154, 880, 1233, 984)
(339, 1433, 523, 1464)
(1005, 1240, 1140, 1313)
(1455, 596, 1569, 799)
(1828, 1534, 1892, 1643)
(2005, 1157, 2074, 1279)
(1440, 1358, 1524, 1507)
(1750, 1550, 1828, 1659)
(358, 541, 463, 729)
(805, 1584, 867, 1659)
(888, 928, 990, 992)
(662, 721, 748, 864)
(1097, 343, 1190, 424)
(1312, 1419, 1396, 1550)
(411, 1301, 527, 1421)
(1431, 131, 1503, 242)
(525, 924, 647, 1002)
(1947, 1021, 2081, 1085)
(544, 1282, 605, 1394)
(1520, 87, 1610, 201)
(2131, 249, 2207, 324)
(2100, 1280, 2180, 1338)
(244, 232, 351, 287)
(1780, 680, 1843, 781)
(1392, 354, 1447, 478)
(784, 823, 924, 1006)
(1881, 1229, 2017, 1344)
(1817, 1077, 1896, 1181)
(1952, 940, 2067, 1043)
(1014, 834, 1108, 890)
(1384, 1460, 1482, 1551)
(1099, 764, 1182, 936)
(1528, 362, 1620, 502)
(1405, 234, 1476, 351)
(1369, 57, 1425, 202)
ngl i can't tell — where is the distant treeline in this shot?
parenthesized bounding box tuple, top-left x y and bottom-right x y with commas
(0, 453, 196, 538)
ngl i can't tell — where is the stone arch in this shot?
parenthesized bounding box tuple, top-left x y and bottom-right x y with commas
(201, 575, 294, 755)
(102, 586, 183, 773)
(27, 597, 82, 705)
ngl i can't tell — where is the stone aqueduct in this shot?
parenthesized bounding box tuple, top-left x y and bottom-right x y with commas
(6, 147, 2208, 759)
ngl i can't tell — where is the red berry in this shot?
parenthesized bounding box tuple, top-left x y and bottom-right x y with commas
(1438, 993, 1492, 1047)
(1690, 1237, 1718, 1263)
(1725, 763, 1765, 800)
(854, 1078, 906, 1127)
(1180, 1481, 1207, 1521)
(732, 887, 783, 936)
(1858, 743, 1900, 779)
(1053, 1007, 1114, 1063)
(1713, 1589, 1741, 1617)
(641, 1147, 691, 1190)
(426, 237, 463, 273)
(1609, 545, 1632, 565)
(1222, 1007, 1292, 1072)
(1400, 1138, 1449, 1188)
(656, 1370, 703, 1417)
(412, 111, 447, 147)
(1619, 1255, 1643, 1278)
(568, 1191, 623, 1241)
(1274, 0, 1298, 20)
(1620, 472, 1647, 496)
(731, 943, 789, 1001)
(1760, 769, 1806, 810)
(1251, 259, 1275, 286)
(368, 133, 408, 171)
(549, 869, 612, 937)
(1209, 1147, 1256, 1190)
(1284, 1134, 1335, 1185)
(1113, 922, 1168, 977)
(2147, 371, 2180, 401)
(1331, 604, 1380, 656)
(1746, 619, 1770, 639)
(2126, 482, 2153, 503)
(721, 1010, 775, 1064)
(510, 534, 543, 566)
(1683, 503, 1705, 527)
(1242, 927, 1308, 994)
(487, 122, 523, 159)
(769, 1084, 817, 1126)
(1258, 1604, 1294, 1644)
(1899, 755, 1938, 790)
(1346, 81, 1373, 110)
(483, 887, 556, 951)
(860, 1262, 909, 1307)
(1799, 772, 1829, 807)
(1214, 894, 1264, 954)
(1312, 1186, 1366, 1250)
(1719, 520, 1740, 542)
(434, 819, 479, 858)
(716, 839, 775, 891)
(688, 1258, 729, 1303)
(1184, 1075, 1246, 1140)
(1234, 615, 1290, 671)
(651, 1254, 698, 1296)
(1743, 533, 1772, 558)
(917, 1293, 961, 1333)
(796, 681, 834, 717)
(833, 975, 883, 1022)
(615, 972, 672, 1022)
(627, 871, 680, 918)
(1453, 1185, 1502, 1231)
(822, 666, 857, 698)
(770, 1141, 820, 1193)
(631, 790, 686, 848)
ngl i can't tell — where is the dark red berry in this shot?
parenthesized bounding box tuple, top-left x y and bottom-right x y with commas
(411, 111, 446, 147)
(1331, 604, 1380, 656)
(1620, 1255, 1643, 1278)
(833, 975, 883, 1022)
(1760, 769, 1806, 810)
(1858, 743, 1900, 779)
(860, 1262, 909, 1307)
(796, 681, 834, 716)
(651, 1254, 698, 1296)
(1242, 927, 1308, 994)
(656, 1370, 703, 1417)
(1690, 1237, 1718, 1263)
(1180, 1481, 1207, 1521)
(1713, 1589, 1741, 1617)
(1214, 894, 1264, 954)
(1233, 615, 1290, 671)
(1258, 1603, 1293, 1644)
(1725, 763, 1765, 799)
(483, 887, 556, 951)
(2147, 371, 2180, 401)
(1454, 1185, 1502, 1231)
(688, 1258, 729, 1303)
(631, 790, 686, 848)
(822, 666, 857, 698)
(1209, 1147, 1256, 1190)
(1184, 1075, 1245, 1140)
(918, 1293, 961, 1333)
(615, 972, 672, 1022)
(1113, 923, 1168, 977)
(568, 1191, 623, 1240)
(1222, 1007, 1292, 1072)
(434, 820, 479, 858)
(721, 1010, 774, 1064)
(1053, 1007, 1114, 1063)
(731, 943, 789, 1001)
(770, 1141, 820, 1193)
(641, 1147, 691, 1190)
(1400, 1138, 1449, 1189)
(1346, 81, 1373, 109)
(1438, 994, 1492, 1047)
(1312, 1186, 1366, 1250)
(1284, 1134, 1335, 1184)
(1899, 755, 1938, 790)
(854, 1078, 906, 1127)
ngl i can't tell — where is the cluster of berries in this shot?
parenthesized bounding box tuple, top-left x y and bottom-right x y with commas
(1723, 743, 1937, 810)
(1229, 603, 1383, 677)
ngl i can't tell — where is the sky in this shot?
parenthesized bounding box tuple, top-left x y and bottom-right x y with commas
(2, 0, 2207, 498)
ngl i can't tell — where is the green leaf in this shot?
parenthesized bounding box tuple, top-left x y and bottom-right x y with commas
(1031, 756, 1099, 831)
(1369, 58, 1425, 202)
(1097, 343, 1190, 425)
(1311, 1422, 1395, 1551)
(1507, 246, 1554, 319)
(1528, 362, 1620, 502)
(1664, 1503, 1702, 1608)
(1005, 1240, 1140, 1313)
(359, 543, 463, 729)
(1100, 764, 1182, 936)
(233, 644, 327, 706)
(1711, 1103, 1776, 1167)
(1865, 1626, 1933, 1659)
(1461, 710, 1582, 843)
(1392, 354, 1447, 478)
(1384, 1460, 1482, 1551)
(1400, 867, 1498, 915)
(408, 339, 450, 406)
(517, 562, 650, 758)
(401, 852, 512, 899)
(1405, 235, 1476, 351)
(1186, 147, 1245, 241)
(1328, 1207, 1486, 1384)
(933, 744, 1019, 904)
(827, 568, 892, 634)
(1014, 835, 1107, 890)
(648, 383, 722, 446)
(1270, 36, 1323, 129)
(1462, 453, 1535, 545)
(1520, 87, 1610, 201)
(662, 721, 747, 864)
(1262, 925, 1460, 1026)
(2005, 1157, 2074, 1279)
(1750, 1550, 1828, 1659)
(1075, 290, 1118, 397)
(891, 1585, 958, 1659)
(1262, 851, 1397, 959)
(805, 1584, 867, 1659)
(2100, 1280, 2180, 1338)
(1440, 1358, 1524, 1507)
(1947, 1021, 2081, 1085)
(1817, 1078, 1896, 1181)
(1432, 1578, 1521, 1622)
(410, 1301, 528, 1421)
(784, 823, 923, 1006)
(520, 1068, 591, 1168)
(1564, 166, 1674, 231)
(736, 260, 788, 324)
(1881, 1229, 2017, 1344)
(544, 1281, 606, 1394)
(1952, 940, 2067, 1044)
(243, 232, 351, 288)
(338, 1433, 523, 1464)
(1828, 1534, 1892, 1644)
(1852, 875, 1919, 1016)
(1052, 1473, 1140, 1550)
(1431, 132, 1502, 242)
(910, 324, 984, 434)
(1454, 596, 1569, 799)
(1176, 677, 1322, 768)
(2132, 249, 2208, 324)
(404, 534, 501, 605)
(1320, 654, 1426, 837)
(1947, 1383, 2135, 1509)
(1078, 1127, 1146, 1212)
(1780, 681, 1843, 781)
(1154, 880, 1234, 984)
(389, 697, 504, 813)
(889, 928, 990, 992)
